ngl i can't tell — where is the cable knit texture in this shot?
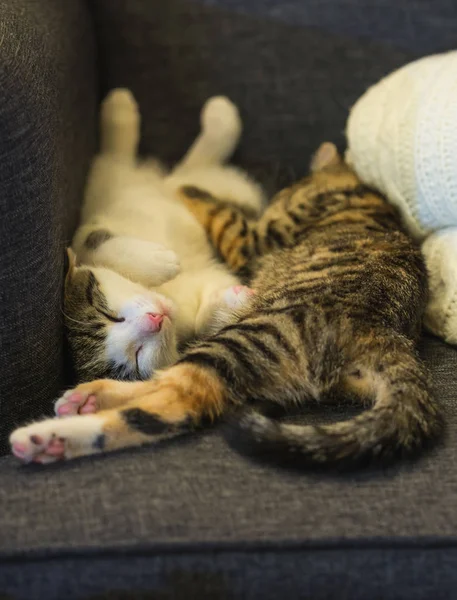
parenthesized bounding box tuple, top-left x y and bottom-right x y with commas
(346, 51, 457, 345)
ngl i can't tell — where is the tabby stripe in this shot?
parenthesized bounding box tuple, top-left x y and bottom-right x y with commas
(207, 337, 263, 382)
(214, 211, 237, 248)
(288, 211, 303, 225)
(240, 245, 252, 259)
(242, 334, 281, 364)
(259, 304, 307, 316)
(389, 374, 429, 388)
(251, 228, 261, 255)
(365, 225, 384, 233)
(85, 272, 97, 306)
(180, 351, 235, 384)
(85, 321, 105, 332)
(224, 321, 297, 358)
(320, 217, 373, 228)
(328, 243, 355, 253)
(284, 282, 330, 296)
(308, 256, 361, 272)
(239, 218, 248, 237)
(208, 204, 226, 220)
(288, 309, 305, 330)
(266, 221, 286, 247)
(225, 237, 243, 265)
(180, 185, 215, 201)
(236, 265, 253, 281)
(71, 330, 105, 342)
(279, 288, 318, 303)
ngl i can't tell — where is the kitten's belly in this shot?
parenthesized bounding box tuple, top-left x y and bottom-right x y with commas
(106, 199, 213, 264)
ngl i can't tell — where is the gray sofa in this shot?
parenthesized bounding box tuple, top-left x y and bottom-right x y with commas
(1, 0, 457, 598)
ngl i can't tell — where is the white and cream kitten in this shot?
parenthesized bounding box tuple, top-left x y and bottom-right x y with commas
(65, 89, 264, 384)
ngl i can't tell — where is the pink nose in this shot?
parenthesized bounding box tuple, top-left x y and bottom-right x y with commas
(145, 312, 164, 332)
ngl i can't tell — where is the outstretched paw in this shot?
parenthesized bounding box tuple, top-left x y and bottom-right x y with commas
(10, 415, 103, 464)
(55, 390, 98, 417)
(55, 379, 146, 416)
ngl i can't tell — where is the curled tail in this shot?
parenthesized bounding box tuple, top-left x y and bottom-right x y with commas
(232, 336, 443, 467)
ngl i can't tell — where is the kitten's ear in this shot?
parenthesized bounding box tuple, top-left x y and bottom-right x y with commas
(310, 142, 342, 172)
(65, 247, 77, 282)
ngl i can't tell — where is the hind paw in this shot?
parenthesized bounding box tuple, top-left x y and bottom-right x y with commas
(201, 96, 241, 139)
(101, 88, 139, 126)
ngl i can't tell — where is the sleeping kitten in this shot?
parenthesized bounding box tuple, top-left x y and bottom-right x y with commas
(10, 143, 442, 467)
(65, 89, 264, 382)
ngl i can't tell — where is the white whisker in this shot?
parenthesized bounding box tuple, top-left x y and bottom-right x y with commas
(61, 308, 95, 328)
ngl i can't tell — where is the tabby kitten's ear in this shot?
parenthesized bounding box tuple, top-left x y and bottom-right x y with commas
(310, 142, 342, 172)
(65, 247, 77, 283)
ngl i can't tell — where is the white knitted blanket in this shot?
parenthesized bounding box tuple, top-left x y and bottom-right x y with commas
(346, 51, 457, 345)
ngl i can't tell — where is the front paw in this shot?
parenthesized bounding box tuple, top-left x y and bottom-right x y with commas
(10, 415, 104, 464)
(153, 247, 181, 280)
(55, 390, 98, 417)
(55, 379, 145, 416)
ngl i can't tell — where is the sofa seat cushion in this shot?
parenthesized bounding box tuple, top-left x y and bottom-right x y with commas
(1, 335, 457, 598)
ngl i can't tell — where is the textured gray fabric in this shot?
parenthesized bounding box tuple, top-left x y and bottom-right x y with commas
(0, 335, 456, 598)
(0, 0, 98, 453)
(90, 0, 457, 193)
(2, 547, 457, 600)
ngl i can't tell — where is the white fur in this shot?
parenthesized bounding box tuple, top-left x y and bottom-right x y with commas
(10, 414, 104, 462)
(71, 89, 264, 378)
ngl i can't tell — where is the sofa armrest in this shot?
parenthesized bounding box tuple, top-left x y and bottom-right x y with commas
(0, 0, 98, 453)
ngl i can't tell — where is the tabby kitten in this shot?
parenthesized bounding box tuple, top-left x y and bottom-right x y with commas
(10, 143, 442, 467)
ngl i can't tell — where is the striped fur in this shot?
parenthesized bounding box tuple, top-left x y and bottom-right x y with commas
(10, 144, 442, 466)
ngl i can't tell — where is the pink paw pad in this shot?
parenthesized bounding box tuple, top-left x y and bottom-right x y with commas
(80, 395, 97, 414)
(57, 404, 73, 416)
(232, 285, 255, 296)
(12, 442, 27, 459)
(56, 391, 98, 417)
(68, 392, 84, 404)
(44, 438, 66, 457)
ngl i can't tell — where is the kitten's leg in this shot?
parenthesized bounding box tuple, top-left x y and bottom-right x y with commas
(173, 96, 242, 170)
(74, 226, 180, 286)
(10, 364, 229, 463)
(180, 178, 328, 274)
(100, 88, 140, 162)
(54, 380, 146, 417)
(178, 188, 257, 274)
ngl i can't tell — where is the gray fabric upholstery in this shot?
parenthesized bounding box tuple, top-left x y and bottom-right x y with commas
(90, 0, 457, 191)
(2, 0, 457, 598)
(1, 335, 457, 599)
(0, 0, 98, 453)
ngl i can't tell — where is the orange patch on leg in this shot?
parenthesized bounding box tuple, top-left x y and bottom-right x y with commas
(122, 363, 228, 425)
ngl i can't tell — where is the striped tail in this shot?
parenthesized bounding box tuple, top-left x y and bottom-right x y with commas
(229, 339, 443, 467)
